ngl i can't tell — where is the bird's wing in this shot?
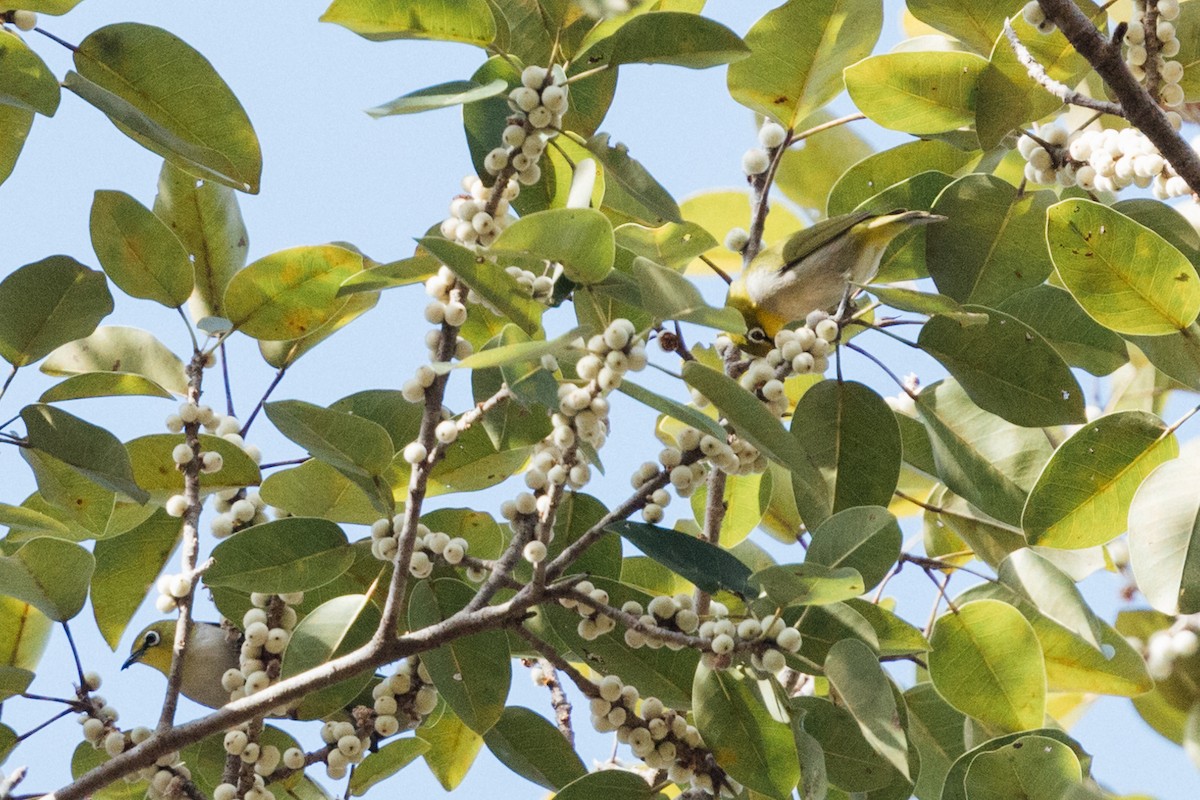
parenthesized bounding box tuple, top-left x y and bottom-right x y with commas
(780, 210, 876, 273)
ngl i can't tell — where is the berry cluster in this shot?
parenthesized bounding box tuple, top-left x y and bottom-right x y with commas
(368, 518, 470, 577)
(698, 611, 802, 675)
(221, 592, 303, 709)
(486, 65, 570, 186)
(1134, 623, 1200, 681)
(1018, 124, 1196, 198)
(740, 120, 788, 179)
(438, 175, 519, 249)
(213, 771, 277, 800)
(588, 674, 737, 795)
(620, 594, 700, 649)
(153, 571, 195, 615)
(78, 678, 187, 799)
(368, 656, 440, 738)
(559, 579, 619, 640)
(220, 730, 282, 786)
(1121, 0, 1185, 106)
(504, 264, 557, 302)
(316, 720, 372, 780)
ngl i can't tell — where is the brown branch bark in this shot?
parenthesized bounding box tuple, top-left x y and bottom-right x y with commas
(1037, 0, 1200, 193)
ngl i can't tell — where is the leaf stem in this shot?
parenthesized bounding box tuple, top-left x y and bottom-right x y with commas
(0, 365, 17, 405)
(788, 112, 866, 146)
(240, 366, 286, 437)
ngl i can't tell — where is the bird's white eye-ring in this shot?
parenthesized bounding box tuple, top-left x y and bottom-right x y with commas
(145, 630, 161, 647)
(747, 328, 769, 343)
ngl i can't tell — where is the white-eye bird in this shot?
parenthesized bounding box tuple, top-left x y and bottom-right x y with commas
(123, 621, 240, 709)
(726, 209, 946, 351)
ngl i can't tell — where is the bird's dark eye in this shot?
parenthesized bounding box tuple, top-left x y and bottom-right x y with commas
(748, 328, 768, 343)
(145, 631, 161, 647)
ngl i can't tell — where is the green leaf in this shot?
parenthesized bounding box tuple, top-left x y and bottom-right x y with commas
(260, 460, 383, 524)
(279, 593, 378, 719)
(927, 175, 1055, 306)
(688, 470, 768, 548)
(320, 0, 497, 46)
(997, 285, 1127, 377)
(0, 502, 70, 538)
(259, 289, 380, 369)
(419, 236, 543, 335)
(1023, 410, 1178, 549)
(963, 734, 1082, 799)
(205, 517, 355, 593)
(791, 381, 902, 514)
(70, 24, 261, 193)
(958, 581, 1151, 697)
(919, 308, 1084, 427)
(928, 599, 1046, 733)
(88, 190, 193, 307)
(998, 549, 1103, 649)
(694, 664, 799, 799)
(584, 133, 683, 226)
(906, 0, 1024, 54)
(153, 160, 249, 321)
(21, 403, 147, 503)
(224, 245, 364, 340)
(0, 104, 33, 187)
(91, 510, 180, 649)
(794, 696, 893, 792)
(72, 741, 149, 800)
(0, 595, 52, 671)
(0, 666, 34, 702)
(127, 434, 261, 500)
(548, 493, 622, 581)
(915, 379, 1052, 526)
(552, 769, 655, 800)
(1128, 448, 1200, 614)
(846, 599, 931, 658)
(40, 325, 187, 395)
(418, 699, 484, 790)
(0, 256, 113, 368)
(367, 78, 507, 117)
(577, 11, 748, 69)
(1047, 198, 1200, 335)
(905, 683, 967, 800)
(844, 51, 988, 134)
(828, 139, 978, 217)
(349, 738, 430, 796)
(490, 208, 614, 284)
(683, 362, 826, 528)
(614, 222, 718, 272)
(408, 579, 510, 734)
(11, 0, 86, 13)
(483, 706, 586, 790)
(631, 257, 744, 330)
(727, 0, 882, 128)
(750, 563, 865, 607)
(338, 252, 439, 295)
(0, 538, 94, 621)
(38, 372, 174, 403)
(0, 29, 60, 116)
(806, 506, 902, 591)
(20, 450, 117, 536)
(607, 520, 755, 598)
(868, 284, 980, 320)
(825, 639, 910, 779)
(265, 399, 395, 480)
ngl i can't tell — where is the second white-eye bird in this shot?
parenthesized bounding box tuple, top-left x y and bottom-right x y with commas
(726, 209, 946, 352)
(124, 621, 240, 709)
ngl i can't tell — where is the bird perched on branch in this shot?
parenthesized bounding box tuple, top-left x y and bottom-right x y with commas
(726, 208, 946, 352)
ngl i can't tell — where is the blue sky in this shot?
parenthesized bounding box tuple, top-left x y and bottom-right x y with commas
(1, 1, 1197, 797)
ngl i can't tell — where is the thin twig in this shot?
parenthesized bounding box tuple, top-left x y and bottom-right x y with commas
(220, 342, 235, 417)
(60, 622, 86, 690)
(1003, 20, 1123, 115)
(0, 365, 17, 405)
(240, 366, 286, 437)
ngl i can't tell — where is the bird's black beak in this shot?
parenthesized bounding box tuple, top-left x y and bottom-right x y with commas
(121, 645, 147, 670)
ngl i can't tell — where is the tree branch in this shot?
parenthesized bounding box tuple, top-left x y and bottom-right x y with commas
(1037, 0, 1200, 193)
